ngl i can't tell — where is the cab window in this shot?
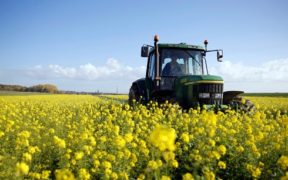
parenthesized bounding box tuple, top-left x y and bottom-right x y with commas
(147, 53, 155, 79)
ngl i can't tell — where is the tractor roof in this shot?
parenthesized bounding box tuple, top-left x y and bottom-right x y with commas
(158, 43, 205, 50)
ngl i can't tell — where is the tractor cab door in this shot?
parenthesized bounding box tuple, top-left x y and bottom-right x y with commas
(146, 50, 175, 101)
(145, 51, 156, 99)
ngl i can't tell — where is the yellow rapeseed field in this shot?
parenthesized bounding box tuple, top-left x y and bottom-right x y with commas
(0, 94, 287, 179)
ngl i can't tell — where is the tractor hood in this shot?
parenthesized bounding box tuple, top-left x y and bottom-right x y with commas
(174, 75, 224, 109)
(175, 75, 224, 85)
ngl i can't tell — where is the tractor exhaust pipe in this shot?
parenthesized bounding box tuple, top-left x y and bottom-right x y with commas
(154, 35, 161, 87)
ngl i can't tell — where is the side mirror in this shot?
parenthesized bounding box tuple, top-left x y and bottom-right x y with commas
(217, 50, 223, 62)
(141, 46, 150, 57)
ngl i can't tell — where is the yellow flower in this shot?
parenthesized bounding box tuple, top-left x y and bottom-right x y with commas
(19, 131, 31, 139)
(111, 172, 118, 179)
(0, 131, 4, 138)
(181, 132, 190, 143)
(208, 139, 216, 147)
(163, 151, 175, 161)
(49, 128, 55, 134)
(149, 125, 176, 151)
(75, 151, 84, 160)
(102, 161, 112, 169)
(218, 145, 227, 155)
(236, 146, 245, 153)
(55, 168, 75, 180)
(137, 174, 145, 180)
(218, 161, 226, 169)
(16, 162, 29, 175)
(157, 159, 163, 168)
(22, 152, 32, 162)
(124, 104, 130, 110)
(161, 175, 171, 180)
(83, 145, 92, 155)
(114, 136, 126, 149)
(252, 167, 261, 178)
(117, 151, 124, 159)
(93, 160, 100, 168)
(124, 149, 131, 158)
(258, 161, 265, 168)
(208, 128, 216, 137)
(204, 171, 215, 180)
(29, 172, 41, 179)
(104, 168, 112, 176)
(114, 125, 120, 135)
(79, 168, 90, 180)
(28, 146, 39, 154)
(124, 133, 134, 143)
(277, 156, 288, 170)
(100, 136, 107, 143)
(2, 92, 288, 179)
(209, 112, 217, 126)
(88, 136, 96, 146)
(71, 159, 76, 165)
(54, 136, 66, 149)
(41, 170, 51, 179)
(16, 131, 31, 147)
(148, 160, 158, 170)
(182, 173, 194, 180)
(246, 164, 261, 178)
(172, 160, 179, 168)
(210, 151, 221, 160)
(107, 154, 116, 162)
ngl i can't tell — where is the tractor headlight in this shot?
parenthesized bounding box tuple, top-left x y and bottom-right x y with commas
(214, 93, 222, 99)
(199, 93, 210, 98)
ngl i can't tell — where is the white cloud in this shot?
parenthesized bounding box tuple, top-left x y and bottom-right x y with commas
(209, 58, 288, 92)
(48, 65, 77, 78)
(1, 58, 288, 93)
(0, 58, 146, 93)
(210, 58, 288, 82)
(27, 58, 146, 81)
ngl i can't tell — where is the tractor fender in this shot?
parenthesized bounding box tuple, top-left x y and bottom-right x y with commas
(131, 78, 148, 102)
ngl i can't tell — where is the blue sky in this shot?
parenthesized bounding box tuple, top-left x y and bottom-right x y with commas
(1, 0, 288, 93)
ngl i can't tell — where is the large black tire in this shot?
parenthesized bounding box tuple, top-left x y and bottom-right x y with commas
(128, 85, 140, 105)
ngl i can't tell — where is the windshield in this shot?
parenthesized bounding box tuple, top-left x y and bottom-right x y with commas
(161, 49, 204, 77)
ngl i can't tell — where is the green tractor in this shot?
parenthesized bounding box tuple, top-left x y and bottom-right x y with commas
(129, 35, 252, 110)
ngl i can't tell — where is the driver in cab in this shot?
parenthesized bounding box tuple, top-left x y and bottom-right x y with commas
(162, 55, 183, 76)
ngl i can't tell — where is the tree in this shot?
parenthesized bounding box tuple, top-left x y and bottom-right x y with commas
(30, 84, 58, 93)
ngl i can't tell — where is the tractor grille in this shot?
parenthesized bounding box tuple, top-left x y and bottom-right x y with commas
(193, 83, 223, 105)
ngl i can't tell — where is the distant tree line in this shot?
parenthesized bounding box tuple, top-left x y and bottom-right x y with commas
(0, 84, 58, 94)
(0, 84, 128, 95)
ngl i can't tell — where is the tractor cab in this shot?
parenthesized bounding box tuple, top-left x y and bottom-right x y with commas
(162, 48, 205, 95)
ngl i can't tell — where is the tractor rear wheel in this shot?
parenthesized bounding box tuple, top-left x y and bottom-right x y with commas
(128, 85, 140, 105)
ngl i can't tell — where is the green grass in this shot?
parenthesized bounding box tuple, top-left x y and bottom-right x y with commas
(96, 94, 128, 104)
(0, 91, 50, 96)
(2, 90, 287, 98)
(243, 92, 288, 97)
